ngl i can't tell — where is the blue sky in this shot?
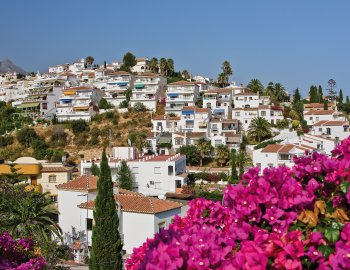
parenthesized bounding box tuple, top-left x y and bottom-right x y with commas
(1, 0, 350, 97)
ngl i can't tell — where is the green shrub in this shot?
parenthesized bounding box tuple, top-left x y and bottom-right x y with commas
(16, 127, 38, 147)
(71, 119, 89, 134)
(276, 119, 289, 129)
(0, 135, 14, 147)
(254, 139, 283, 150)
(132, 102, 147, 112)
(98, 98, 113, 109)
(119, 100, 129, 108)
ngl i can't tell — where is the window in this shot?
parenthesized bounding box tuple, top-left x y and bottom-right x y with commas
(132, 167, 139, 174)
(245, 120, 248, 124)
(344, 126, 349, 132)
(268, 163, 274, 168)
(49, 175, 57, 183)
(158, 221, 166, 232)
(316, 117, 319, 121)
(310, 117, 313, 120)
(150, 181, 155, 185)
(261, 111, 266, 116)
(87, 218, 93, 231)
(319, 128, 322, 132)
(235, 112, 240, 117)
(42, 103, 48, 110)
(326, 128, 331, 135)
(279, 154, 290, 160)
(154, 167, 161, 174)
(175, 180, 182, 188)
(168, 166, 174, 175)
(50, 195, 57, 203)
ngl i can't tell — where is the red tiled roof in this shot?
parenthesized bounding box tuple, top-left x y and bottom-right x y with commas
(168, 81, 196, 86)
(261, 144, 295, 153)
(41, 166, 73, 173)
(314, 120, 348, 126)
(174, 132, 207, 138)
(304, 110, 335, 115)
(79, 194, 183, 214)
(56, 175, 98, 191)
(182, 106, 209, 113)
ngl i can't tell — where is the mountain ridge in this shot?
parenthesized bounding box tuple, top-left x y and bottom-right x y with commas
(0, 58, 27, 74)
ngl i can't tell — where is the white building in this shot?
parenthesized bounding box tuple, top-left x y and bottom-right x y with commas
(312, 120, 350, 140)
(304, 110, 346, 127)
(165, 81, 200, 115)
(151, 115, 180, 133)
(80, 147, 187, 196)
(48, 64, 68, 74)
(131, 58, 150, 73)
(179, 106, 210, 134)
(130, 73, 167, 111)
(57, 176, 183, 256)
(94, 71, 134, 107)
(56, 86, 102, 122)
(233, 92, 260, 108)
(203, 89, 232, 119)
(68, 59, 85, 74)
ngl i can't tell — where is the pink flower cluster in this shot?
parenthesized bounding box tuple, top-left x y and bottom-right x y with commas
(0, 232, 46, 270)
(126, 137, 350, 269)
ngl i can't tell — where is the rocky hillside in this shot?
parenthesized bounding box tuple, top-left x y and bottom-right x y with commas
(0, 58, 26, 74)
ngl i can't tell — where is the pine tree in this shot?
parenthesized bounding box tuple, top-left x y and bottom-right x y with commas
(293, 88, 301, 103)
(339, 89, 344, 104)
(0, 163, 25, 187)
(90, 163, 100, 176)
(230, 149, 238, 184)
(117, 160, 133, 191)
(89, 150, 123, 270)
(318, 86, 324, 102)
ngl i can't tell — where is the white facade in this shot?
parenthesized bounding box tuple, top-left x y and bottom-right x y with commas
(165, 81, 200, 115)
(233, 92, 260, 108)
(312, 121, 350, 140)
(152, 115, 180, 133)
(179, 106, 210, 134)
(203, 89, 232, 119)
(130, 74, 166, 111)
(131, 58, 150, 73)
(305, 110, 346, 127)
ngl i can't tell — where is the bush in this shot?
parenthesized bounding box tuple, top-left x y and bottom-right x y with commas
(132, 102, 147, 112)
(98, 98, 113, 109)
(276, 119, 289, 129)
(50, 125, 68, 147)
(0, 135, 14, 147)
(74, 133, 89, 147)
(119, 100, 129, 108)
(254, 139, 283, 150)
(292, 119, 300, 129)
(16, 127, 38, 147)
(71, 119, 89, 134)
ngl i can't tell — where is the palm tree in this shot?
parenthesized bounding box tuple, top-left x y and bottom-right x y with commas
(274, 83, 289, 102)
(217, 73, 228, 88)
(215, 144, 230, 167)
(85, 56, 94, 67)
(159, 58, 168, 76)
(149, 57, 159, 73)
(181, 70, 190, 80)
(166, 58, 174, 76)
(4, 188, 61, 241)
(247, 117, 273, 143)
(222, 61, 233, 77)
(237, 149, 252, 178)
(197, 138, 213, 167)
(247, 79, 264, 95)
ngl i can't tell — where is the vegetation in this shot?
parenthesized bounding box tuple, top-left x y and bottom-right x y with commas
(90, 150, 123, 270)
(120, 52, 137, 72)
(247, 79, 264, 94)
(132, 102, 147, 112)
(247, 117, 273, 143)
(216, 60, 232, 87)
(197, 138, 213, 167)
(98, 98, 113, 110)
(71, 119, 89, 134)
(117, 160, 133, 190)
(230, 149, 238, 184)
(90, 162, 100, 176)
(0, 102, 32, 136)
(179, 145, 200, 166)
(254, 139, 283, 150)
(16, 127, 38, 147)
(215, 144, 230, 167)
(85, 56, 95, 67)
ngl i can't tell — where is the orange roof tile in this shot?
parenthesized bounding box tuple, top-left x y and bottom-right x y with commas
(56, 175, 98, 191)
(41, 166, 73, 173)
(261, 144, 294, 153)
(79, 194, 183, 214)
(304, 110, 335, 115)
(314, 120, 348, 126)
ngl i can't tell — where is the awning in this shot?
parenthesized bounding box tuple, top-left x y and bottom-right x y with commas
(213, 109, 225, 113)
(135, 84, 145, 89)
(73, 106, 89, 111)
(63, 91, 77, 95)
(168, 93, 179, 98)
(117, 82, 128, 87)
(182, 110, 194, 115)
(17, 102, 40, 109)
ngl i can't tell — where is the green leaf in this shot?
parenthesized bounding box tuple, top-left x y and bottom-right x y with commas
(340, 182, 350, 194)
(318, 245, 334, 259)
(324, 227, 340, 243)
(202, 209, 210, 218)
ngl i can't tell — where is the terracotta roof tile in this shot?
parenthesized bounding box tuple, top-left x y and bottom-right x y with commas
(314, 120, 348, 126)
(79, 194, 183, 214)
(41, 166, 73, 173)
(304, 110, 335, 115)
(168, 81, 196, 86)
(56, 175, 98, 191)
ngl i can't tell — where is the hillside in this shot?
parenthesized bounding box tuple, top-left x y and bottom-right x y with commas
(0, 58, 26, 74)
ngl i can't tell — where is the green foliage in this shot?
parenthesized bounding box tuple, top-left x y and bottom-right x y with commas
(247, 117, 273, 143)
(125, 87, 132, 103)
(132, 102, 147, 112)
(222, 60, 233, 77)
(119, 100, 129, 108)
(98, 98, 113, 110)
(196, 189, 223, 202)
(179, 145, 200, 166)
(237, 149, 251, 178)
(90, 162, 100, 176)
(85, 56, 94, 66)
(215, 144, 230, 167)
(51, 114, 58, 125)
(117, 160, 133, 190)
(50, 125, 68, 147)
(71, 119, 89, 135)
(324, 100, 329, 110)
(120, 52, 136, 72)
(318, 85, 324, 102)
(276, 119, 289, 129)
(217, 73, 228, 88)
(197, 138, 213, 167)
(230, 149, 238, 184)
(128, 131, 147, 153)
(254, 140, 283, 150)
(149, 57, 159, 73)
(90, 150, 123, 270)
(292, 120, 300, 129)
(0, 135, 14, 147)
(247, 79, 264, 94)
(339, 89, 344, 104)
(293, 88, 301, 103)
(16, 127, 38, 147)
(309, 85, 320, 103)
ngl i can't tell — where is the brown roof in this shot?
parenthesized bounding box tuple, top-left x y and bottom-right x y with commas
(314, 120, 348, 126)
(168, 81, 196, 86)
(135, 73, 160, 78)
(64, 86, 93, 91)
(304, 103, 324, 108)
(56, 175, 98, 191)
(261, 144, 295, 153)
(174, 132, 207, 138)
(79, 194, 182, 214)
(41, 166, 73, 173)
(109, 71, 130, 76)
(152, 115, 181, 121)
(304, 110, 335, 115)
(182, 106, 209, 113)
(130, 154, 185, 162)
(234, 92, 258, 96)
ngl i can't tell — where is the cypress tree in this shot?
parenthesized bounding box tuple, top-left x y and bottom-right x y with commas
(324, 100, 329, 110)
(347, 96, 350, 104)
(339, 89, 344, 104)
(89, 150, 123, 270)
(318, 86, 324, 102)
(230, 149, 238, 184)
(309, 86, 319, 102)
(293, 88, 301, 103)
(117, 160, 133, 191)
